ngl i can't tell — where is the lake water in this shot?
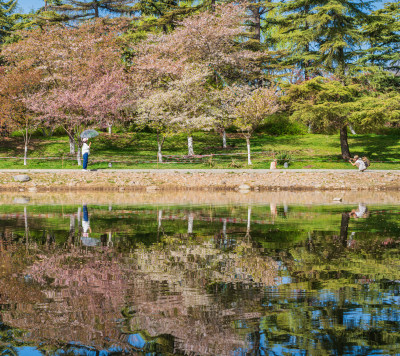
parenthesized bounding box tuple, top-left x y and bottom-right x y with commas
(1, 193, 400, 355)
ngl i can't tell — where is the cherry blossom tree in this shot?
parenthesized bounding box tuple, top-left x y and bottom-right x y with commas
(3, 20, 130, 164)
(130, 3, 265, 156)
(0, 66, 43, 165)
(137, 91, 178, 163)
(138, 66, 214, 157)
(234, 87, 280, 165)
(131, 3, 261, 84)
(208, 85, 251, 148)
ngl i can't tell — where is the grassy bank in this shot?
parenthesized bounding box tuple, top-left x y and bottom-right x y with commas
(1, 131, 399, 169)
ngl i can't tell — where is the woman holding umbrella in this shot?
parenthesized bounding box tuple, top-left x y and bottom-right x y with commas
(82, 138, 91, 171)
(81, 129, 98, 171)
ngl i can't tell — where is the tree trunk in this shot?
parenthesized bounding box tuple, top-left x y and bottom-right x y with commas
(69, 215, 75, 245)
(108, 124, 112, 135)
(158, 209, 163, 228)
(254, 9, 261, 43)
(70, 215, 75, 231)
(338, 47, 346, 82)
(77, 147, 81, 166)
(222, 129, 227, 149)
(245, 136, 252, 165)
(188, 136, 194, 156)
(24, 206, 29, 246)
(157, 133, 165, 163)
(24, 143, 28, 166)
(304, 8, 311, 81)
(340, 212, 350, 247)
(94, 3, 99, 17)
(308, 122, 312, 133)
(211, 0, 215, 11)
(69, 135, 75, 154)
(340, 125, 351, 160)
(24, 127, 28, 166)
(222, 218, 227, 239)
(188, 212, 194, 234)
(245, 206, 251, 239)
(157, 142, 163, 163)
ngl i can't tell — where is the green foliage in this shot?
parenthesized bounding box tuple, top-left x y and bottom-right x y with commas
(43, 0, 136, 20)
(228, 158, 241, 168)
(259, 113, 307, 136)
(276, 151, 292, 165)
(0, 0, 20, 44)
(283, 77, 361, 132)
(361, 1, 400, 73)
(283, 76, 400, 133)
(354, 69, 400, 93)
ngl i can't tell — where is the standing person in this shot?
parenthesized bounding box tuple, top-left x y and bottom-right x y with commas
(82, 138, 91, 171)
(349, 155, 366, 172)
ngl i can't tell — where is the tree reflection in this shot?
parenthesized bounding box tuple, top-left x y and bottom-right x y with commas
(0, 203, 399, 355)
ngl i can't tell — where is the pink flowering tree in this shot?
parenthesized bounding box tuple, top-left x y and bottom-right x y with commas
(208, 85, 253, 149)
(138, 66, 214, 157)
(137, 91, 178, 163)
(3, 20, 130, 165)
(0, 66, 43, 165)
(131, 3, 264, 156)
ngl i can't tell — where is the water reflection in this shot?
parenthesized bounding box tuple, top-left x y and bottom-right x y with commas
(350, 203, 369, 219)
(0, 200, 400, 355)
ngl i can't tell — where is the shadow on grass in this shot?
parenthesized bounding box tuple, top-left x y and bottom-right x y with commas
(349, 135, 400, 162)
(0, 137, 24, 157)
(251, 134, 303, 151)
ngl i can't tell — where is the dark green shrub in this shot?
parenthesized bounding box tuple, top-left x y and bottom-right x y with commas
(258, 113, 307, 136)
(276, 151, 292, 165)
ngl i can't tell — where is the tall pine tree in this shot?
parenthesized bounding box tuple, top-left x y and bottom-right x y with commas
(361, 1, 400, 74)
(0, 0, 18, 43)
(277, 0, 372, 159)
(312, 0, 372, 79)
(44, 0, 136, 20)
(277, 0, 372, 80)
(275, 0, 324, 80)
(131, 0, 197, 33)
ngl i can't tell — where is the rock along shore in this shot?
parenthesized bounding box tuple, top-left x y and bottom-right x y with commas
(0, 169, 399, 192)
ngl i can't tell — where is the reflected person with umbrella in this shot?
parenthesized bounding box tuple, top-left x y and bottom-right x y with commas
(81, 129, 99, 171)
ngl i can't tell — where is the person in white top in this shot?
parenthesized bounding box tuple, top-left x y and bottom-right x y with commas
(81, 204, 99, 246)
(82, 138, 91, 171)
(349, 155, 366, 172)
(350, 203, 368, 219)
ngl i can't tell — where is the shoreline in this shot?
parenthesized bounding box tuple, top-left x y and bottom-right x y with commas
(2, 190, 400, 206)
(0, 169, 399, 192)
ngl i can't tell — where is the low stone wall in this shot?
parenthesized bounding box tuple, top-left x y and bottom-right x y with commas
(0, 170, 399, 192)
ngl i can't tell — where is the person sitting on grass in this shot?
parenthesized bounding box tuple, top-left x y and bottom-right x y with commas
(349, 155, 366, 172)
(82, 138, 91, 171)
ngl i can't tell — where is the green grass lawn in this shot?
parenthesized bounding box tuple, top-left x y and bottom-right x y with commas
(0, 131, 399, 169)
